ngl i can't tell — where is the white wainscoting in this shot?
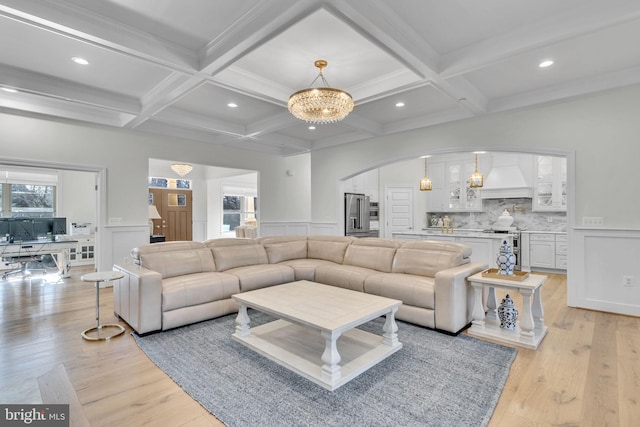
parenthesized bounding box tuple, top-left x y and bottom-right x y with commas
(99, 225, 148, 271)
(570, 228, 640, 317)
(259, 222, 340, 237)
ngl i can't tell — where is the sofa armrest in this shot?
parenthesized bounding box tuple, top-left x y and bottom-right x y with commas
(113, 262, 163, 334)
(434, 262, 487, 334)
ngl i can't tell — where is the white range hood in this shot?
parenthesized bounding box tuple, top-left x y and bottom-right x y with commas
(481, 154, 532, 199)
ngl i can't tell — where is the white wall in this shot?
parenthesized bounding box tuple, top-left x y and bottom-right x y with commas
(310, 83, 640, 317)
(311, 84, 640, 227)
(0, 113, 311, 270)
(57, 170, 96, 232)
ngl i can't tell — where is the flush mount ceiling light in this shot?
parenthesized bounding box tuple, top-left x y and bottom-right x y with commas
(419, 157, 433, 191)
(71, 57, 89, 65)
(171, 163, 193, 177)
(288, 60, 354, 124)
(469, 153, 484, 188)
(539, 59, 554, 68)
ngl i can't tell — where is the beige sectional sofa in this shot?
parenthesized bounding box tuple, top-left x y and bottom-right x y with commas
(113, 236, 486, 335)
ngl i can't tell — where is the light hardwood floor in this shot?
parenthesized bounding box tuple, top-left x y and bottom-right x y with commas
(1, 268, 638, 426)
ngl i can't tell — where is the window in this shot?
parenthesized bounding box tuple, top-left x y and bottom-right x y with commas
(1, 183, 57, 217)
(222, 195, 256, 232)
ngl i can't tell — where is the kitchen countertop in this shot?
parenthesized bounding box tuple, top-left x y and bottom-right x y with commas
(393, 229, 518, 239)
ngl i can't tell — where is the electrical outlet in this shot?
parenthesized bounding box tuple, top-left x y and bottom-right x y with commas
(547, 217, 553, 223)
(623, 275, 635, 287)
(583, 217, 604, 226)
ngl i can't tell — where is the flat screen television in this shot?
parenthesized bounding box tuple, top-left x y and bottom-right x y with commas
(10, 219, 35, 242)
(0, 220, 9, 237)
(52, 218, 67, 235)
(33, 218, 52, 238)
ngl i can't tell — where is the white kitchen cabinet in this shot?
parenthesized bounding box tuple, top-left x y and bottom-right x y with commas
(345, 169, 379, 202)
(424, 161, 445, 212)
(425, 155, 486, 212)
(446, 159, 482, 212)
(458, 237, 494, 268)
(533, 156, 567, 212)
(69, 236, 95, 266)
(527, 232, 566, 271)
(555, 234, 568, 269)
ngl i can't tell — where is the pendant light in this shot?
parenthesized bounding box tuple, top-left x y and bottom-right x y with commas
(171, 163, 193, 177)
(288, 60, 354, 124)
(420, 157, 433, 191)
(469, 153, 484, 188)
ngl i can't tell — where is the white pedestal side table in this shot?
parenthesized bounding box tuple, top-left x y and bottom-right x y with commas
(468, 272, 548, 349)
(81, 271, 125, 341)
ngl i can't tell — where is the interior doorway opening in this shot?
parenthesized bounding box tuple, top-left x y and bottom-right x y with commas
(148, 159, 257, 241)
(0, 162, 100, 282)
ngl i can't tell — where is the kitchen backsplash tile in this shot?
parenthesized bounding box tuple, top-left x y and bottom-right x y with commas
(427, 198, 566, 232)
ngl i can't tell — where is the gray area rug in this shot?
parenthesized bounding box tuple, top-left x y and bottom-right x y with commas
(134, 311, 517, 427)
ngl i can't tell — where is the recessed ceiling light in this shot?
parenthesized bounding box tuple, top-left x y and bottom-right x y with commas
(539, 60, 554, 68)
(227, 103, 238, 108)
(395, 102, 405, 108)
(1, 87, 18, 93)
(71, 57, 89, 65)
(308, 126, 316, 130)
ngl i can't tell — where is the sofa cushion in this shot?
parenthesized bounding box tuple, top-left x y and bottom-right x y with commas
(225, 264, 295, 292)
(162, 272, 240, 312)
(343, 244, 396, 272)
(392, 248, 465, 278)
(278, 258, 337, 281)
(314, 264, 376, 292)
(307, 236, 353, 264)
(401, 240, 472, 259)
(365, 273, 435, 310)
(262, 240, 308, 264)
(141, 248, 216, 279)
(212, 244, 269, 272)
(132, 241, 206, 261)
(204, 238, 257, 248)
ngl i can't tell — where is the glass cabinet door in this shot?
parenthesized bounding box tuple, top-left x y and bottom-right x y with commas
(533, 156, 566, 211)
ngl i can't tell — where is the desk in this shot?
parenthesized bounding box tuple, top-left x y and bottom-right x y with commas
(81, 271, 125, 341)
(468, 272, 548, 349)
(0, 240, 77, 279)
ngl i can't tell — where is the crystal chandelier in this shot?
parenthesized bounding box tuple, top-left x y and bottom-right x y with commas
(469, 153, 484, 188)
(419, 157, 432, 191)
(288, 60, 354, 124)
(171, 163, 193, 177)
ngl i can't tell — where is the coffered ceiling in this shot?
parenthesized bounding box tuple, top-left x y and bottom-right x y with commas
(1, 0, 639, 156)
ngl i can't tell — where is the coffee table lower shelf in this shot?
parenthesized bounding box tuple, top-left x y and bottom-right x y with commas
(233, 319, 401, 391)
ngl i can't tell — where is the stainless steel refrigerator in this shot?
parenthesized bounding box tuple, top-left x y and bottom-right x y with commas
(344, 193, 371, 237)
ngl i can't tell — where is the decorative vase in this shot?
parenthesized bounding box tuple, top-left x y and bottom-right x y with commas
(498, 294, 518, 330)
(496, 239, 516, 276)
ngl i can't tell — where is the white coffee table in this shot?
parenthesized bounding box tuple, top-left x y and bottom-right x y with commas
(231, 280, 402, 391)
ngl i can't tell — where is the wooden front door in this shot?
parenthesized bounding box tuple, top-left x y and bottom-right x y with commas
(149, 188, 192, 241)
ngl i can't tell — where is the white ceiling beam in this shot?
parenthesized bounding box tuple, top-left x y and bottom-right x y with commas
(0, 63, 140, 113)
(198, 0, 320, 75)
(137, 120, 236, 147)
(489, 64, 640, 114)
(0, 0, 199, 72)
(0, 91, 134, 127)
(440, 3, 640, 78)
(152, 108, 247, 137)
